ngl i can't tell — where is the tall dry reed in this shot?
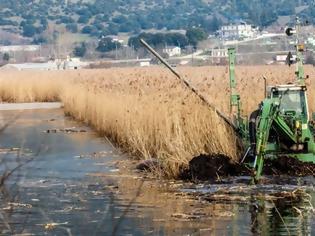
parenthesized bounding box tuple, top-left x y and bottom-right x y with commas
(0, 65, 313, 177)
(61, 83, 239, 177)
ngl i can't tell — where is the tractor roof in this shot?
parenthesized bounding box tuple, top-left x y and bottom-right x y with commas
(269, 84, 306, 91)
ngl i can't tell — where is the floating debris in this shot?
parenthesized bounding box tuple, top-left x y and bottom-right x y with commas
(0, 147, 21, 154)
(44, 118, 57, 122)
(76, 151, 113, 159)
(212, 211, 235, 218)
(45, 127, 87, 134)
(171, 211, 208, 220)
(11, 234, 35, 236)
(3, 202, 33, 210)
(205, 194, 249, 202)
(152, 218, 166, 222)
(182, 184, 311, 207)
(43, 222, 69, 230)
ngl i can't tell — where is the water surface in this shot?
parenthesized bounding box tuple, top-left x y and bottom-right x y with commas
(0, 108, 314, 235)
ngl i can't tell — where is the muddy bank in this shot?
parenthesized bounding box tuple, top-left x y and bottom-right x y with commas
(171, 154, 315, 181)
(264, 156, 315, 176)
(180, 154, 249, 180)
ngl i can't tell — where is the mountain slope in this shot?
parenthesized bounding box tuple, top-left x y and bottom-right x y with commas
(0, 0, 314, 44)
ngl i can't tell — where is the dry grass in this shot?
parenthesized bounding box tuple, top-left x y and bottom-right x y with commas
(0, 65, 314, 177)
(0, 74, 61, 103)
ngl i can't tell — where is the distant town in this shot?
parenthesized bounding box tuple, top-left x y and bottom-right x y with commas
(1, 21, 315, 70)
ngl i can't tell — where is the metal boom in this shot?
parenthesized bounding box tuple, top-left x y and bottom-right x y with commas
(140, 39, 237, 131)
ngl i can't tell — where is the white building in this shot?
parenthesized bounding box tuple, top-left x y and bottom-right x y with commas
(210, 48, 228, 58)
(63, 56, 87, 70)
(209, 48, 228, 64)
(0, 61, 58, 71)
(0, 57, 88, 71)
(276, 54, 296, 64)
(0, 45, 40, 53)
(139, 61, 150, 67)
(163, 46, 181, 57)
(220, 22, 256, 40)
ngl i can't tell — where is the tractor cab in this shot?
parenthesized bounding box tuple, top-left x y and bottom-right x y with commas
(268, 84, 309, 123)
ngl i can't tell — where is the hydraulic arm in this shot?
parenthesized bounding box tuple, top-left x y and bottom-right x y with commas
(252, 97, 307, 181)
(253, 99, 279, 181)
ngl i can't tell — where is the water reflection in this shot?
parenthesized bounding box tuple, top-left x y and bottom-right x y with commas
(250, 190, 314, 235)
(0, 108, 314, 235)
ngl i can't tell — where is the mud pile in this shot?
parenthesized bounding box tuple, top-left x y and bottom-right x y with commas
(180, 154, 315, 181)
(264, 156, 315, 176)
(180, 154, 250, 180)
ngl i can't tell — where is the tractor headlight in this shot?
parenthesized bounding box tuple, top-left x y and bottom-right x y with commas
(295, 121, 301, 129)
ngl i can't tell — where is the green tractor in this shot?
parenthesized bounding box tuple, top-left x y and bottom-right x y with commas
(140, 17, 315, 183)
(248, 83, 315, 181)
(229, 18, 315, 182)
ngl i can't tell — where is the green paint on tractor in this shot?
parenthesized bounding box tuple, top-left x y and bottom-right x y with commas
(229, 18, 315, 183)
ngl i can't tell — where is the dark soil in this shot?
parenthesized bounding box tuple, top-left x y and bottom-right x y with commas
(180, 154, 250, 181)
(179, 154, 315, 181)
(264, 156, 315, 176)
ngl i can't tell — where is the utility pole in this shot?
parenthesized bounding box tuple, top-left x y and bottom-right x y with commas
(188, 45, 194, 65)
(115, 41, 118, 60)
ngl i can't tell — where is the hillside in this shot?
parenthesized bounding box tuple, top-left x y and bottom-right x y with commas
(0, 0, 314, 45)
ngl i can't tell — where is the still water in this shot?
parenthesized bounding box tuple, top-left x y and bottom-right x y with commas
(0, 108, 314, 235)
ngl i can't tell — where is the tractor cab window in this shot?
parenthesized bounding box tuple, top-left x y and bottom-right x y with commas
(278, 90, 306, 116)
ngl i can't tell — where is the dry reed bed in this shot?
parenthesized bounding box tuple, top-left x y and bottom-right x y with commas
(0, 65, 314, 177)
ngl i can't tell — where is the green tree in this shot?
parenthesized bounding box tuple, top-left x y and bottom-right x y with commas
(112, 15, 128, 24)
(206, 16, 221, 32)
(81, 25, 94, 34)
(3, 53, 10, 61)
(185, 28, 207, 47)
(66, 23, 78, 33)
(78, 15, 90, 24)
(96, 37, 121, 52)
(107, 23, 119, 35)
(32, 36, 47, 44)
(128, 32, 189, 49)
(40, 18, 48, 30)
(73, 43, 87, 57)
(22, 24, 37, 37)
